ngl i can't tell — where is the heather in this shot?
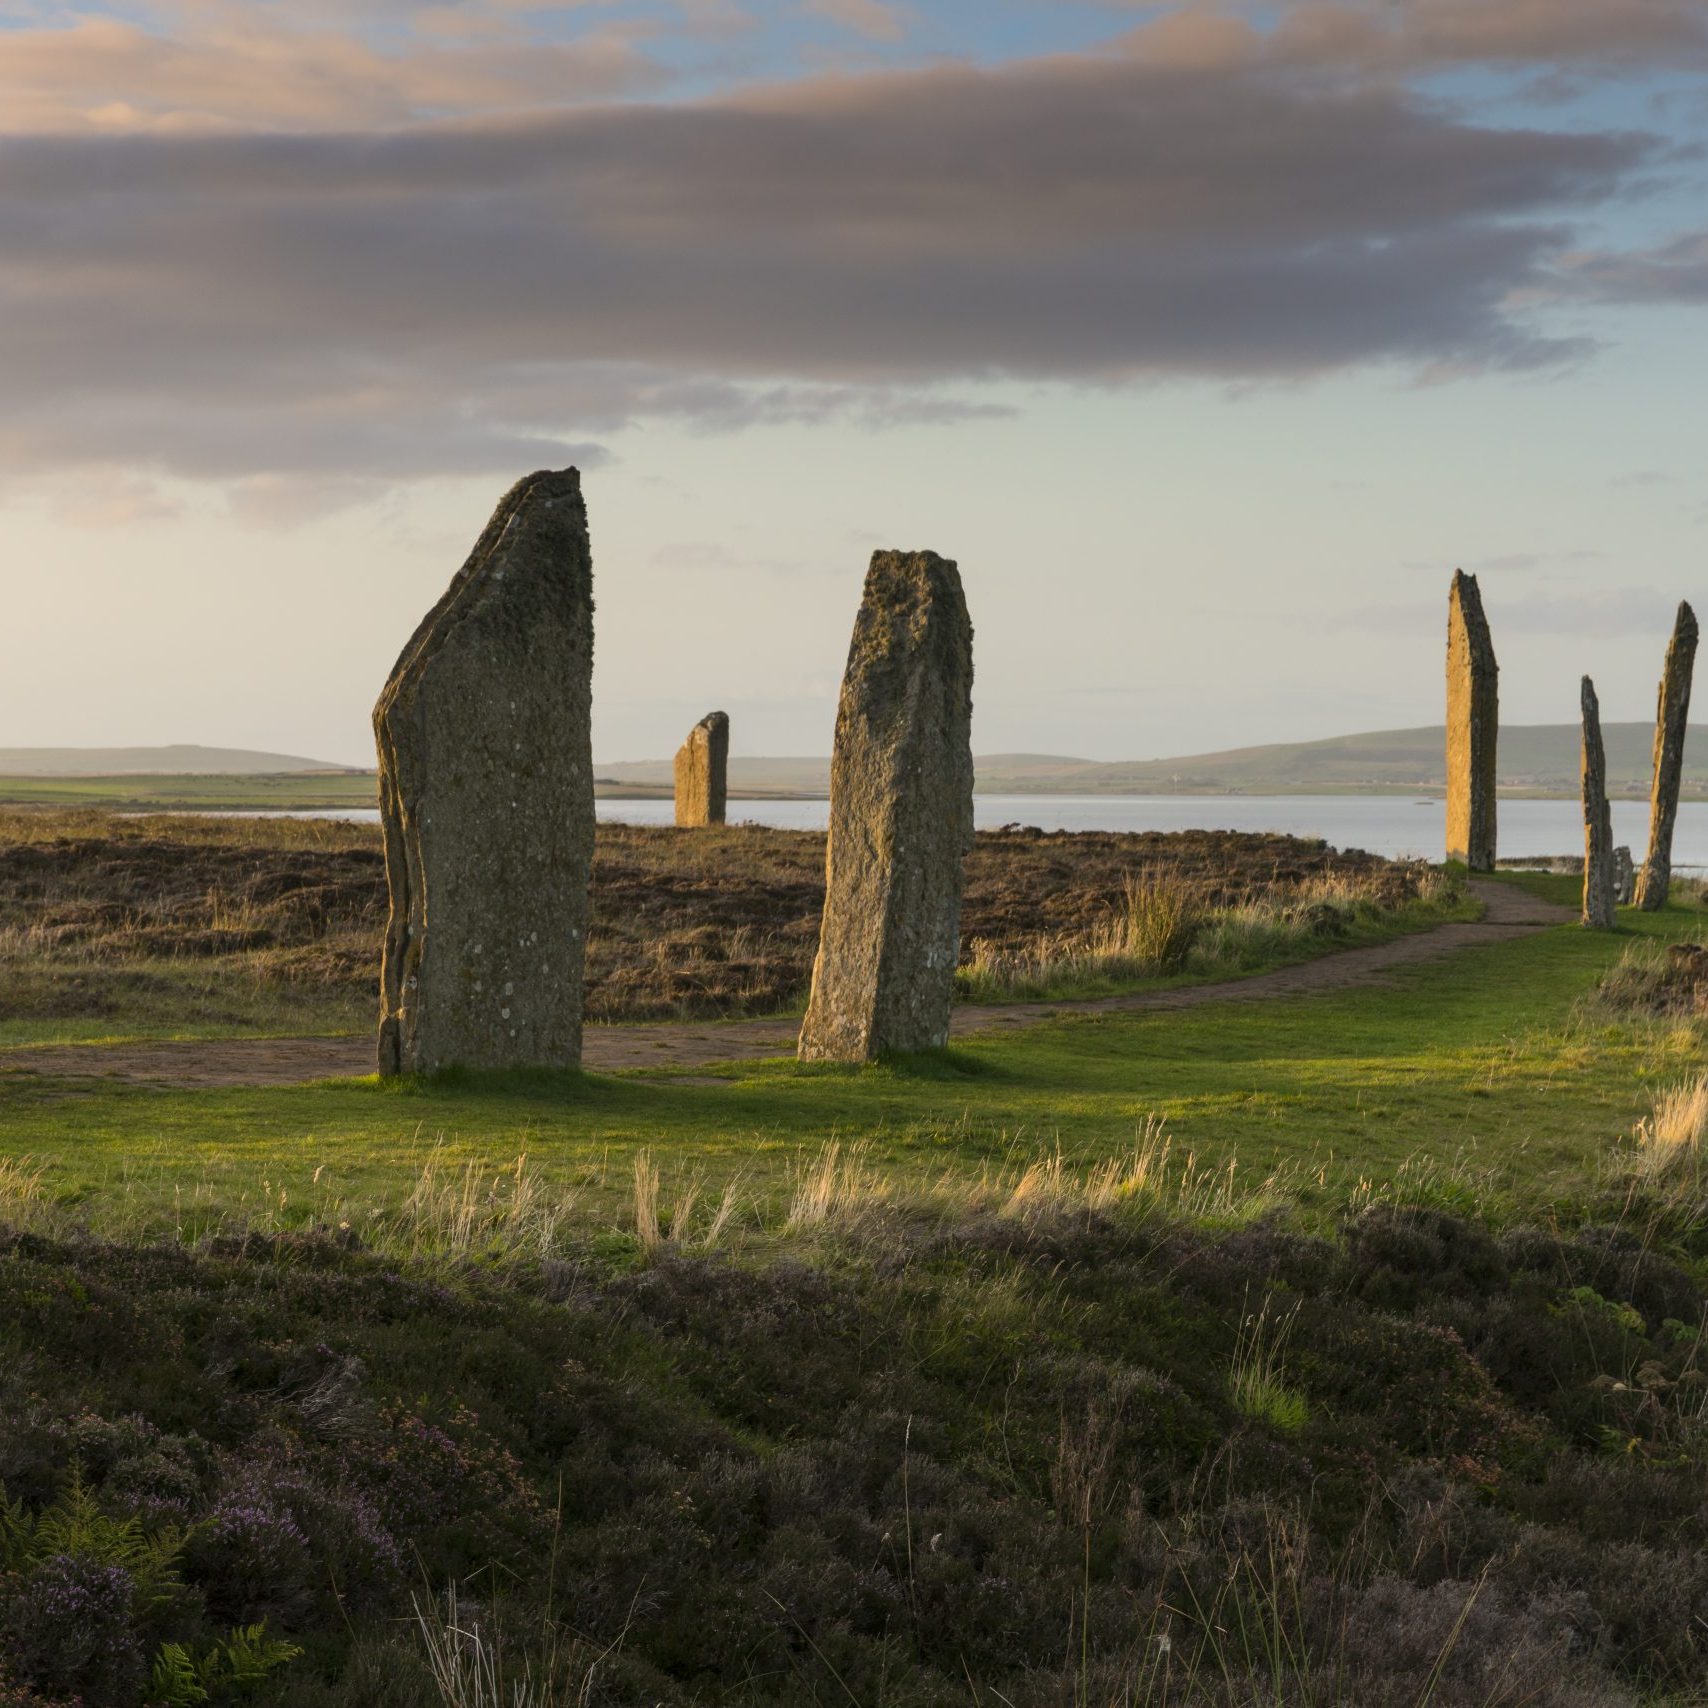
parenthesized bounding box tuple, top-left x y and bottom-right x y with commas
(2, 1185, 1706, 1705)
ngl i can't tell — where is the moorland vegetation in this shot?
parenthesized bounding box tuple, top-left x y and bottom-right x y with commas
(0, 833, 1705, 1704)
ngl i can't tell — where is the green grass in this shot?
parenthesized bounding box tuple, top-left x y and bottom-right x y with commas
(0, 967, 369, 1049)
(3, 880, 1701, 1243)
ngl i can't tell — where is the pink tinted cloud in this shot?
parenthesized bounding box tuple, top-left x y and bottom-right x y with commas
(0, 7, 663, 133)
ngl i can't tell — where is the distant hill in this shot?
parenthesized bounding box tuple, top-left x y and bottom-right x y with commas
(1026, 725, 1707, 798)
(597, 725, 1708, 800)
(4, 725, 1697, 801)
(0, 745, 350, 776)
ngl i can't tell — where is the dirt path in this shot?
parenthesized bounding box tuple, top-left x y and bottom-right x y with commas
(0, 881, 1574, 1089)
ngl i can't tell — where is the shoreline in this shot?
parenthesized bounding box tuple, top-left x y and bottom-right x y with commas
(0, 785, 1678, 811)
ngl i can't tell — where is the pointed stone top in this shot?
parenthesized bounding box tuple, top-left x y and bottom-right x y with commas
(1449, 568, 1496, 661)
(1582, 673, 1598, 708)
(695, 711, 729, 733)
(379, 467, 588, 702)
(1678, 599, 1699, 640)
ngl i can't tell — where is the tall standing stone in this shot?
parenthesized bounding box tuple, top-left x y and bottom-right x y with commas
(1581, 675, 1616, 930)
(798, 550, 974, 1063)
(1636, 600, 1698, 910)
(373, 469, 595, 1075)
(674, 711, 729, 827)
(1445, 569, 1498, 870)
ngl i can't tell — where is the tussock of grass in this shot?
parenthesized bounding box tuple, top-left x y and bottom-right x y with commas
(783, 1140, 893, 1230)
(0, 1153, 44, 1212)
(1626, 1077, 1708, 1216)
(396, 1147, 572, 1263)
(631, 1148, 741, 1255)
(1228, 1296, 1308, 1436)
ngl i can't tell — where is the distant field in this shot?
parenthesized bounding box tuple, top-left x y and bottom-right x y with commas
(0, 771, 380, 809)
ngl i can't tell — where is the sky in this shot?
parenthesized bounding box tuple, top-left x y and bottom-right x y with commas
(1, 0, 1706, 767)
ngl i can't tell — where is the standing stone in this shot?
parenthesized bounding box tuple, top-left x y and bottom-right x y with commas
(674, 711, 729, 827)
(1636, 600, 1698, 910)
(1612, 846, 1635, 906)
(374, 469, 595, 1075)
(798, 550, 974, 1063)
(1446, 569, 1499, 870)
(1581, 676, 1616, 930)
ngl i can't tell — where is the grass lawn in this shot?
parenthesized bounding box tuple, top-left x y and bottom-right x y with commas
(4, 877, 1701, 1243)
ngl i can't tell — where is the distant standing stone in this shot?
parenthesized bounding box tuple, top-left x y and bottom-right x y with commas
(373, 469, 595, 1074)
(798, 550, 974, 1063)
(1446, 569, 1498, 871)
(1612, 846, 1635, 906)
(1581, 676, 1616, 930)
(674, 711, 730, 827)
(1636, 600, 1698, 910)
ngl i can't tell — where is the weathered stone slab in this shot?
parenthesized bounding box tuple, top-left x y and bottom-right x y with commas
(1581, 676, 1616, 930)
(1446, 569, 1498, 871)
(1636, 600, 1698, 910)
(674, 711, 729, 827)
(374, 469, 595, 1074)
(1613, 845, 1635, 906)
(798, 550, 974, 1063)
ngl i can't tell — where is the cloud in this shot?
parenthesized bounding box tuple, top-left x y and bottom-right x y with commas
(0, 7, 664, 133)
(1558, 230, 1708, 303)
(1118, 0, 1708, 75)
(803, 0, 910, 44)
(0, 33, 1673, 498)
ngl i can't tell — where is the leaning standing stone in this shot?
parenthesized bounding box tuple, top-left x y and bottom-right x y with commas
(674, 711, 729, 827)
(1581, 676, 1616, 930)
(1446, 569, 1498, 870)
(799, 550, 974, 1062)
(1636, 600, 1697, 910)
(373, 469, 595, 1074)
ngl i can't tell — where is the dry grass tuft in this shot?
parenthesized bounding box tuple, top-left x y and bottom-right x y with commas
(784, 1141, 892, 1231)
(1104, 871, 1201, 970)
(991, 1120, 1283, 1226)
(0, 1154, 45, 1214)
(632, 1149, 743, 1254)
(1632, 1076, 1708, 1190)
(395, 1149, 571, 1263)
